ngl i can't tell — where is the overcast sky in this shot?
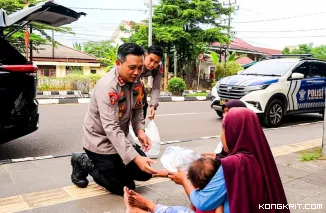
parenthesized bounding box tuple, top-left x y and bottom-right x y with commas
(53, 0, 326, 50)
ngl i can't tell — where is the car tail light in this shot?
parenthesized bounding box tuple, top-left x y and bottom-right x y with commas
(2, 65, 38, 73)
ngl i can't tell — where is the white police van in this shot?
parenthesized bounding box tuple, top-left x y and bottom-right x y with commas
(210, 55, 326, 127)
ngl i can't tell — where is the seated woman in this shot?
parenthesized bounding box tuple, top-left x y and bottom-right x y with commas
(206, 99, 247, 158)
(124, 108, 290, 213)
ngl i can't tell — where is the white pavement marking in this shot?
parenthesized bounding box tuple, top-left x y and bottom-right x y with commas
(38, 99, 59, 105)
(196, 96, 207, 100)
(156, 112, 199, 117)
(200, 135, 219, 139)
(78, 98, 90, 104)
(171, 97, 185, 101)
(165, 140, 181, 144)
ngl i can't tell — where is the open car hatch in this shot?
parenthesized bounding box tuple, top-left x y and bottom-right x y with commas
(0, 0, 86, 29)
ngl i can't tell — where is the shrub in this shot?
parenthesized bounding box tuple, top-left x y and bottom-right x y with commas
(37, 73, 104, 92)
(214, 61, 243, 80)
(168, 77, 186, 96)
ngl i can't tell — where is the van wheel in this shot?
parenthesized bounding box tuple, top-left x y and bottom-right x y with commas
(216, 110, 223, 118)
(263, 99, 284, 128)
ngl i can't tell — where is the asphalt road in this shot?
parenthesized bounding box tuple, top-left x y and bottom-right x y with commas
(0, 101, 324, 160)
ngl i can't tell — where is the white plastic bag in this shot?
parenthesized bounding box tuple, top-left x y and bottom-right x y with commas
(129, 124, 140, 144)
(128, 121, 161, 159)
(144, 120, 161, 159)
(160, 146, 201, 172)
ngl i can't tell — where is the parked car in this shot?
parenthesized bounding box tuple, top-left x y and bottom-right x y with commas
(0, 1, 85, 144)
(210, 54, 326, 127)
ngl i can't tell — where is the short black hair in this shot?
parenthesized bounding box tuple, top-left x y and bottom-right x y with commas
(147, 45, 163, 58)
(117, 43, 144, 63)
(188, 157, 220, 190)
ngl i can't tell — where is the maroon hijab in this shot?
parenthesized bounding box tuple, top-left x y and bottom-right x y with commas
(223, 99, 247, 110)
(221, 108, 289, 213)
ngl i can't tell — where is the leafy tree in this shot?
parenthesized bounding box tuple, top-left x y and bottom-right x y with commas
(311, 45, 326, 60)
(209, 51, 244, 79)
(83, 40, 119, 71)
(291, 44, 313, 54)
(209, 51, 219, 66)
(123, 0, 233, 89)
(283, 43, 313, 55)
(282, 47, 290, 54)
(1, 0, 73, 53)
(73, 42, 83, 51)
(214, 61, 243, 80)
(283, 43, 326, 60)
(227, 52, 246, 62)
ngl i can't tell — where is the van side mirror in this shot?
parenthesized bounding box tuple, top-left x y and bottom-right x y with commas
(290, 73, 304, 80)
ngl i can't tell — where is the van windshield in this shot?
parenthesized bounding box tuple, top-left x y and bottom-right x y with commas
(240, 60, 297, 77)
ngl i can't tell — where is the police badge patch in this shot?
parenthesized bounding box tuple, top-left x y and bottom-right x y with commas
(108, 92, 118, 106)
(119, 103, 126, 118)
(159, 64, 163, 75)
(133, 85, 145, 109)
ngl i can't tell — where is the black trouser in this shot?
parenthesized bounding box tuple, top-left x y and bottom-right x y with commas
(143, 90, 148, 119)
(84, 145, 152, 196)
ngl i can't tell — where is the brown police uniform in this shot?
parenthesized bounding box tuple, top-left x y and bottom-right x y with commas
(82, 67, 151, 195)
(140, 62, 163, 118)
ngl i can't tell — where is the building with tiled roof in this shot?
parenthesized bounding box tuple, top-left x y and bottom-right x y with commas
(210, 37, 282, 59)
(32, 43, 105, 77)
(200, 38, 282, 80)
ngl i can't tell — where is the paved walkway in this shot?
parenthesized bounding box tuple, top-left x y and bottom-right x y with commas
(0, 139, 325, 213)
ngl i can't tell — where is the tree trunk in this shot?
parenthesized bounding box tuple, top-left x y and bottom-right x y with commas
(164, 54, 170, 91)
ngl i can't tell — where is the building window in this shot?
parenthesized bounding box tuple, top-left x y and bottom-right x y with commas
(38, 69, 45, 76)
(37, 66, 56, 77)
(91, 69, 97, 74)
(49, 69, 56, 77)
(66, 69, 73, 76)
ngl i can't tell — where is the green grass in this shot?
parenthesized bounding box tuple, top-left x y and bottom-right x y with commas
(185, 92, 209, 97)
(298, 148, 324, 162)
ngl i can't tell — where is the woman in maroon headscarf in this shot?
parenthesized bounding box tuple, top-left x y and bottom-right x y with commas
(203, 99, 247, 159)
(168, 107, 290, 213)
(124, 108, 290, 213)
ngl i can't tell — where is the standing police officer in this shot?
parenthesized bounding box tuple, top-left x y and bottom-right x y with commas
(70, 43, 157, 196)
(141, 46, 164, 120)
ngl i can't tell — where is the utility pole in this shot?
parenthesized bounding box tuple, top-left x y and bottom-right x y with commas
(223, 0, 238, 63)
(144, 0, 154, 89)
(148, 0, 153, 46)
(174, 47, 177, 77)
(164, 53, 169, 91)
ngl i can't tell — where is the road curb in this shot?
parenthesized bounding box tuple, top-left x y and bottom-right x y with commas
(37, 96, 212, 105)
(0, 120, 323, 165)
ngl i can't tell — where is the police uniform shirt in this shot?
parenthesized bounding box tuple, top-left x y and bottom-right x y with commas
(140, 62, 163, 108)
(82, 67, 145, 165)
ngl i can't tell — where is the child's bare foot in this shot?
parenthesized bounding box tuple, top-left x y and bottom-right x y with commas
(124, 187, 148, 213)
(128, 189, 156, 212)
(124, 187, 140, 213)
(124, 187, 133, 213)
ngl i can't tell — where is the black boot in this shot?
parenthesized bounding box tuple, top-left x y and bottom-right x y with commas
(71, 153, 93, 188)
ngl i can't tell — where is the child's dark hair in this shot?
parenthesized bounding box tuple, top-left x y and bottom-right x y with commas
(188, 157, 221, 190)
